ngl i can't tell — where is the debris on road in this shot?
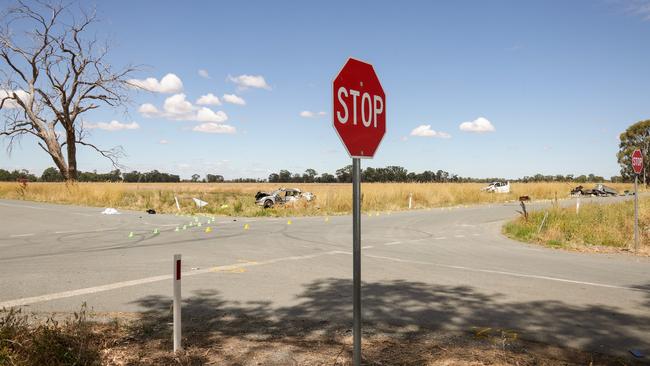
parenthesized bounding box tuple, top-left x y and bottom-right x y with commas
(629, 349, 645, 358)
(146, 209, 156, 214)
(101, 208, 120, 215)
(481, 181, 510, 193)
(570, 184, 618, 197)
(255, 188, 315, 208)
(193, 197, 208, 208)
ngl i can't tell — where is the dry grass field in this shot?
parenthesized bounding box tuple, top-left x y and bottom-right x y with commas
(504, 196, 649, 253)
(0, 181, 635, 217)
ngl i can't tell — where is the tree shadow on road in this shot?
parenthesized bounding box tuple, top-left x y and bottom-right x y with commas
(126, 279, 650, 365)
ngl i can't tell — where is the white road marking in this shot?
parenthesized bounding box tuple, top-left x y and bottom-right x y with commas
(364, 254, 648, 293)
(472, 233, 481, 237)
(9, 233, 34, 238)
(0, 250, 347, 308)
(362, 245, 374, 249)
(454, 234, 465, 238)
(435, 237, 447, 240)
(385, 241, 402, 246)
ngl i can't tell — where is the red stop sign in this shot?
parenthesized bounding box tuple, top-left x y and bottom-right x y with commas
(333, 58, 386, 158)
(632, 149, 643, 175)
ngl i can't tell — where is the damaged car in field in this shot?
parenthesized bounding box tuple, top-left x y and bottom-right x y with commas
(481, 181, 510, 193)
(255, 188, 315, 208)
(570, 184, 618, 197)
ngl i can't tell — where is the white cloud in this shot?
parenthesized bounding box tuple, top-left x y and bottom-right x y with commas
(85, 120, 140, 131)
(128, 73, 183, 93)
(138, 93, 229, 123)
(159, 139, 169, 144)
(0, 90, 29, 108)
(300, 110, 327, 118)
(163, 93, 194, 115)
(196, 93, 221, 106)
(222, 93, 246, 105)
(410, 125, 451, 138)
(196, 107, 228, 123)
(626, 0, 650, 21)
(138, 103, 159, 117)
(198, 69, 210, 79)
(459, 117, 495, 133)
(228, 74, 271, 90)
(192, 122, 236, 134)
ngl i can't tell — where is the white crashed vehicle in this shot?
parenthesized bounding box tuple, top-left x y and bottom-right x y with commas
(255, 188, 315, 208)
(481, 181, 510, 193)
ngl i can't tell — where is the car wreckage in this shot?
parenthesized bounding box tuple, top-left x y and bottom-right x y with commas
(255, 188, 315, 208)
(481, 181, 510, 193)
(570, 184, 618, 197)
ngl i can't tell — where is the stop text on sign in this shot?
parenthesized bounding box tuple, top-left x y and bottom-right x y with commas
(632, 156, 643, 167)
(336, 87, 384, 128)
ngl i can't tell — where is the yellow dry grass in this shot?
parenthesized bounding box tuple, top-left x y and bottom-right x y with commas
(0, 181, 635, 217)
(503, 196, 649, 254)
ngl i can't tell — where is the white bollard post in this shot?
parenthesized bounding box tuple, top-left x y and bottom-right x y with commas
(576, 196, 580, 215)
(173, 254, 182, 352)
(408, 193, 413, 209)
(174, 196, 181, 212)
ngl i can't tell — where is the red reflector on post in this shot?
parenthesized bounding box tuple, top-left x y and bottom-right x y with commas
(176, 259, 181, 280)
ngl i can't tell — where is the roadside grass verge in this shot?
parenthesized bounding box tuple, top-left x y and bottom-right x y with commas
(503, 197, 649, 253)
(0, 182, 635, 217)
(0, 304, 111, 366)
(0, 306, 637, 366)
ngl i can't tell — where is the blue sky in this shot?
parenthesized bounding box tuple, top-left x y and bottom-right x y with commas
(2, 0, 650, 179)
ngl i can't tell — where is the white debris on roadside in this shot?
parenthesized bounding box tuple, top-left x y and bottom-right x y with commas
(193, 198, 208, 208)
(101, 208, 120, 215)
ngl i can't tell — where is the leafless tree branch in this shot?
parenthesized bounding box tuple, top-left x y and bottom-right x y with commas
(0, 1, 137, 180)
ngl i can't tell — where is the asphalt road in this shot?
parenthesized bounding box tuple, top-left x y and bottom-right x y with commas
(0, 197, 648, 357)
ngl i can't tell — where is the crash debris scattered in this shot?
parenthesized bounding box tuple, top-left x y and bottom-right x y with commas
(481, 181, 510, 193)
(255, 188, 315, 208)
(570, 184, 619, 197)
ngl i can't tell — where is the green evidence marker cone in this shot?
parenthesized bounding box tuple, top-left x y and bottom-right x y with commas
(174, 227, 180, 232)
(128, 232, 134, 238)
(153, 228, 159, 235)
(183, 225, 187, 230)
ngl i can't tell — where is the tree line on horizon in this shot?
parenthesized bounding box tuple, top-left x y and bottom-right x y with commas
(0, 166, 616, 184)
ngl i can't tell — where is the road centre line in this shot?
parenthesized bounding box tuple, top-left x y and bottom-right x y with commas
(364, 254, 648, 293)
(0, 250, 348, 308)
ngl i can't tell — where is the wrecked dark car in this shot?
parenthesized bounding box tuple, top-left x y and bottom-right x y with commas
(255, 188, 315, 208)
(570, 184, 618, 197)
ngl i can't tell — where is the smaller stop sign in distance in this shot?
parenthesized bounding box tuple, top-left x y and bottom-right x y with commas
(632, 149, 643, 175)
(333, 58, 386, 159)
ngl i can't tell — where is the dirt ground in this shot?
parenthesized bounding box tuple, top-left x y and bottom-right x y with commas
(96, 318, 643, 366)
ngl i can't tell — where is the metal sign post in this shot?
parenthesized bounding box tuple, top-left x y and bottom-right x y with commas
(352, 158, 362, 366)
(634, 175, 639, 253)
(333, 57, 386, 366)
(632, 149, 643, 254)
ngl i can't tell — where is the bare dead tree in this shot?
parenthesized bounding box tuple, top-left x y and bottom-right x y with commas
(0, 1, 137, 181)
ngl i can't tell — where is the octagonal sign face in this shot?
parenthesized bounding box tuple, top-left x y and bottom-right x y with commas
(333, 58, 386, 159)
(632, 149, 643, 175)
